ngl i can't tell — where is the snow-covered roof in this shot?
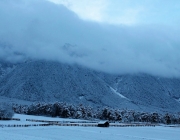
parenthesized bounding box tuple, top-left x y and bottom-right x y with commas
(98, 121, 109, 124)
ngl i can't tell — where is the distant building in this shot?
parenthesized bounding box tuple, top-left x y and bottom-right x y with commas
(98, 121, 109, 127)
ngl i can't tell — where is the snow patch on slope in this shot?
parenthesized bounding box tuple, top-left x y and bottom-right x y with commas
(110, 87, 130, 101)
(175, 98, 180, 103)
(79, 96, 84, 100)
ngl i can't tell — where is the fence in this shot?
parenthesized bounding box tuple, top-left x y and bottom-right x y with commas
(0, 118, 20, 121)
(26, 119, 98, 124)
(0, 123, 51, 128)
(0, 123, 155, 128)
(0, 118, 156, 128)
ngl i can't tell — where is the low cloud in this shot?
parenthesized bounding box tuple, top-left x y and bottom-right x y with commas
(0, 0, 180, 77)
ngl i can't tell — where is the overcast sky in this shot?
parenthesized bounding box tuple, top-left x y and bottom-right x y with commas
(0, 0, 180, 77)
(49, 0, 180, 26)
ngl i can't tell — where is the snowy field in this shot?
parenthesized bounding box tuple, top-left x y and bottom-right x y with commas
(0, 114, 180, 140)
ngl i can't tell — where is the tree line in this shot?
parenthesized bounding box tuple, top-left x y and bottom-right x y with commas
(12, 102, 180, 124)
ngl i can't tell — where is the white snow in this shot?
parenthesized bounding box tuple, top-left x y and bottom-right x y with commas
(110, 87, 130, 101)
(175, 98, 180, 103)
(0, 114, 180, 140)
(0, 125, 180, 140)
(14, 114, 87, 122)
(79, 96, 84, 100)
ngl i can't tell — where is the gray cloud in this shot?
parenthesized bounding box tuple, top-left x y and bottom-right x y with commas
(0, 0, 180, 77)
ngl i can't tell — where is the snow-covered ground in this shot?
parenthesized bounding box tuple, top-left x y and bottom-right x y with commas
(14, 114, 86, 122)
(0, 114, 180, 140)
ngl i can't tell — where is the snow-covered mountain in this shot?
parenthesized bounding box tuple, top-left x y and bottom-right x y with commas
(95, 72, 180, 112)
(0, 60, 180, 113)
(0, 60, 15, 78)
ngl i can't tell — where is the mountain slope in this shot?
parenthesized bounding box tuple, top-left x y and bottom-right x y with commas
(0, 60, 137, 109)
(97, 73, 180, 112)
(0, 60, 180, 112)
(0, 60, 15, 78)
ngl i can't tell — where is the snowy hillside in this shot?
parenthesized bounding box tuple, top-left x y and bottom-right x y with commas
(0, 60, 180, 112)
(96, 73, 180, 112)
(0, 60, 15, 78)
(0, 60, 137, 109)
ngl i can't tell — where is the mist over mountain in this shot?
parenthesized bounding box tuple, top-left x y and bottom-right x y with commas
(0, 0, 180, 77)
